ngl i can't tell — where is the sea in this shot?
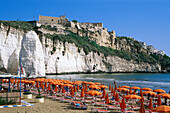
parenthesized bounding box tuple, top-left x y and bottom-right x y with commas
(46, 73, 170, 92)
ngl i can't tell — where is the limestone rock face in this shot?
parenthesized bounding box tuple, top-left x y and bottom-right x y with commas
(0, 24, 162, 75)
(20, 31, 45, 77)
(0, 25, 24, 73)
(43, 37, 161, 74)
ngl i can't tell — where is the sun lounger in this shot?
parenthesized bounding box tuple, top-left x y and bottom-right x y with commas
(94, 102, 105, 107)
(71, 101, 87, 110)
(106, 105, 120, 110)
(91, 108, 110, 113)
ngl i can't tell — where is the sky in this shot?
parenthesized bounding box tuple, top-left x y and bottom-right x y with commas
(1, 0, 170, 56)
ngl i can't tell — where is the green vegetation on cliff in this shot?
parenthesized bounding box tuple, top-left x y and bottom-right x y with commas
(0, 20, 34, 31)
(44, 33, 159, 64)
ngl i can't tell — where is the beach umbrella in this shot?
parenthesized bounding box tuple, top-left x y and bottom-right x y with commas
(117, 88, 129, 92)
(121, 97, 126, 111)
(121, 85, 130, 88)
(88, 82, 95, 85)
(157, 95, 162, 106)
(158, 93, 170, 98)
(109, 84, 111, 90)
(83, 81, 89, 84)
(99, 85, 108, 89)
(158, 93, 170, 105)
(36, 82, 39, 88)
(142, 91, 157, 97)
(142, 88, 153, 91)
(85, 90, 102, 96)
(77, 85, 79, 91)
(85, 84, 88, 92)
(74, 85, 77, 92)
(154, 89, 166, 93)
(94, 82, 100, 85)
(102, 89, 106, 98)
(115, 92, 119, 101)
(47, 83, 51, 91)
(105, 93, 110, 104)
(45, 82, 47, 87)
(124, 95, 142, 100)
(139, 99, 145, 113)
(81, 88, 85, 97)
(62, 86, 65, 94)
(153, 105, 170, 112)
(148, 98, 153, 110)
(131, 86, 140, 90)
(55, 85, 58, 92)
(111, 86, 114, 93)
(89, 85, 100, 89)
(70, 87, 74, 96)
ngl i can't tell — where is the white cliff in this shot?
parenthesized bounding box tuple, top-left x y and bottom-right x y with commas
(0, 24, 162, 76)
(20, 31, 45, 77)
(44, 40, 161, 74)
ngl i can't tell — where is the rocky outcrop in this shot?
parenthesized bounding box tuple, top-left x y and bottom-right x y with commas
(0, 24, 45, 77)
(20, 31, 45, 77)
(42, 36, 161, 74)
(0, 24, 162, 77)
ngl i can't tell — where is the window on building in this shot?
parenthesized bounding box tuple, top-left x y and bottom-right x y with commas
(51, 19, 53, 21)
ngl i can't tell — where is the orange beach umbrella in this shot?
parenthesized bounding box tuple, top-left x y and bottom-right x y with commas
(124, 95, 142, 100)
(154, 89, 166, 93)
(142, 88, 153, 91)
(153, 105, 170, 112)
(121, 85, 130, 88)
(85, 90, 102, 96)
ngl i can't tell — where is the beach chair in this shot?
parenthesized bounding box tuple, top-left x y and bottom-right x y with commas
(105, 105, 120, 110)
(94, 102, 106, 107)
(70, 101, 87, 110)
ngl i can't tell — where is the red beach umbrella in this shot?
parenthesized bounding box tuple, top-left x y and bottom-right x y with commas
(148, 98, 153, 110)
(62, 86, 65, 94)
(102, 89, 106, 98)
(55, 85, 58, 92)
(139, 99, 145, 113)
(70, 87, 74, 96)
(109, 84, 111, 91)
(157, 95, 162, 106)
(121, 97, 126, 111)
(74, 85, 77, 92)
(77, 85, 79, 91)
(36, 82, 39, 88)
(105, 93, 110, 104)
(115, 92, 119, 101)
(81, 88, 84, 97)
(47, 83, 51, 91)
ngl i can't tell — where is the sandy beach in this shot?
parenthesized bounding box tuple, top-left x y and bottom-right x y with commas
(0, 94, 90, 113)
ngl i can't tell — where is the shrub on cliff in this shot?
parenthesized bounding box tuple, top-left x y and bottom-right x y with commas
(0, 20, 34, 31)
(44, 33, 159, 64)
